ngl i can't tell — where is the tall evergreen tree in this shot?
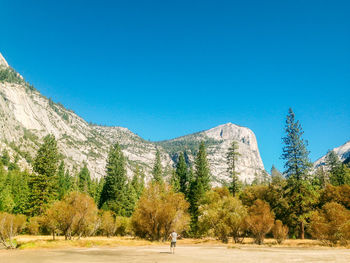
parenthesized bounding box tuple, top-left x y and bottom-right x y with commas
(271, 165, 282, 179)
(226, 141, 241, 195)
(176, 152, 190, 196)
(28, 134, 59, 216)
(57, 161, 71, 199)
(188, 141, 211, 236)
(281, 108, 316, 239)
(326, 150, 350, 186)
(131, 165, 145, 199)
(78, 163, 92, 193)
(1, 150, 10, 166)
(99, 143, 129, 216)
(152, 149, 163, 183)
(170, 168, 181, 192)
(10, 170, 30, 214)
(33, 135, 59, 177)
(281, 109, 312, 180)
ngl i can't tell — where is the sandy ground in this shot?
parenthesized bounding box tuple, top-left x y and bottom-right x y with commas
(1, 245, 350, 263)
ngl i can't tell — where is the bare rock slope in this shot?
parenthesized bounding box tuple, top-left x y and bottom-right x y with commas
(0, 53, 265, 183)
(314, 141, 350, 167)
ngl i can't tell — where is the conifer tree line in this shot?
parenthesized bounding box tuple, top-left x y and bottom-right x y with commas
(0, 108, 350, 248)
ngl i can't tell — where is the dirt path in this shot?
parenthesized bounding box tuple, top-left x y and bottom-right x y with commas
(1, 245, 350, 263)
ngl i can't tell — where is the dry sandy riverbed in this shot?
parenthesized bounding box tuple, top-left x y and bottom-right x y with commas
(1, 245, 350, 263)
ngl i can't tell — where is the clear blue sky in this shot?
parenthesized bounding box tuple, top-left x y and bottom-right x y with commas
(1, 0, 349, 172)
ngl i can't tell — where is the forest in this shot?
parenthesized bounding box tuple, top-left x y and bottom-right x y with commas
(0, 108, 349, 249)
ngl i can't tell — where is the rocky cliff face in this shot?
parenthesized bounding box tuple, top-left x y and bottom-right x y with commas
(314, 141, 350, 167)
(0, 53, 265, 183)
(157, 123, 265, 183)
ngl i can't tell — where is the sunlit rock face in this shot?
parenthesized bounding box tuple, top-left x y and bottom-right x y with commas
(314, 141, 350, 168)
(0, 53, 265, 184)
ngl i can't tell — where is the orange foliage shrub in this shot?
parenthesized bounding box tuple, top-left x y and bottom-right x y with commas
(132, 183, 189, 241)
(309, 202, 350, 245)
(246, 199, 274, 244)
(272, 220, 288, 244)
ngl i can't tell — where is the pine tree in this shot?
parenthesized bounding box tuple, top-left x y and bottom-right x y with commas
(131, 165, 145, 199)
(152, 149, 163, 183)
(57, 161, 70, 199)
(1, 150, 10, 166)
(281, 109, 311, 180)
(99, 143, 129, 216)
(10, 170, 30, 214)
(33, 135, 59, 177)
(326, 150, 350, 186)
(226, 141, 241, 195)
(28, 134, 59, 216)
(281, 108, 316, 239)
(188, 141, 211, 236)
(176, 152, 190, 196)
(78, 164, 92, 194)
(194, 142, 211, 191)
(170, 168, 180, 192)
(0, 186, 14, 212)
(271, 165, 282, 179)
(125, 181, 138, 216)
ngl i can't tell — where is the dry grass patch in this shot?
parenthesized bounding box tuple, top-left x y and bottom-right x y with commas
(15, 235, 159, 250)
(9, 235, 337, 250)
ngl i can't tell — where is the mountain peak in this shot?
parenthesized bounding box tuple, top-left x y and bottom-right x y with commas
(0, 53, 9, 68)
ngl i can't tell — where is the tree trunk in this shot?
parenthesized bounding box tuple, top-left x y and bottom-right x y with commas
(300, 221, 304, 239)
(52, 231, 55, 240)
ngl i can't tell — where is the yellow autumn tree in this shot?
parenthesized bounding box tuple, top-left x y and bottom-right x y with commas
(132, 183, 189, 241)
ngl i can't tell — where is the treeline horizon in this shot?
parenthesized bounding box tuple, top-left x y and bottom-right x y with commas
(0, 108, 350, 249)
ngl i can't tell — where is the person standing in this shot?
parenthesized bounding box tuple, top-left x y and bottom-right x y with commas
(169, 230, 179, 254)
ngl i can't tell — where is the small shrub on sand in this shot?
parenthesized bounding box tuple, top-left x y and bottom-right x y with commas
(100, 211, 116, 237)
(272, 220, 288, 244)
(27, 216, 41, 235)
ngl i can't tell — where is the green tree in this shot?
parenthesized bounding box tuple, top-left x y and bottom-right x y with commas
(170, 168, 180, 192)
(281, 109, 312, 180)
(131, 165, 145, 199)
(33, 135, 59, 177)
(99, 143, 130, 216)
(326, 151, 350, 186)
(188, 141, 211, 236)
(176, 152, 190, 197)
(28, 134, 59, 216)
(57, 161, 72, 199)
(78, 164, 92, 194)
(152, 149, 163, 183)
(281, 108, 316, 239)
(1, 150, 10, 166)
(9, 170, 30, 214)
(0, 186, 15, 212)
(226, 141, 241, 195)
(271, 165, 283, 180)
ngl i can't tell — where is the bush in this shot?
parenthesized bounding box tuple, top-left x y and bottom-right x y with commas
(43, 192, 98, 240)
(115, 216, 131, 236)
(199, 187, 247, 243)
(27, 216, 41, 235)
(320, 185, 350, 210)
(246, 199, 274, 245)
(0, 212, 26, 249)
(131, 183, 190, 241)
(272, 220, 288, 244)
(309, 202, 350, 245)
(100, 211, 116, 237)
